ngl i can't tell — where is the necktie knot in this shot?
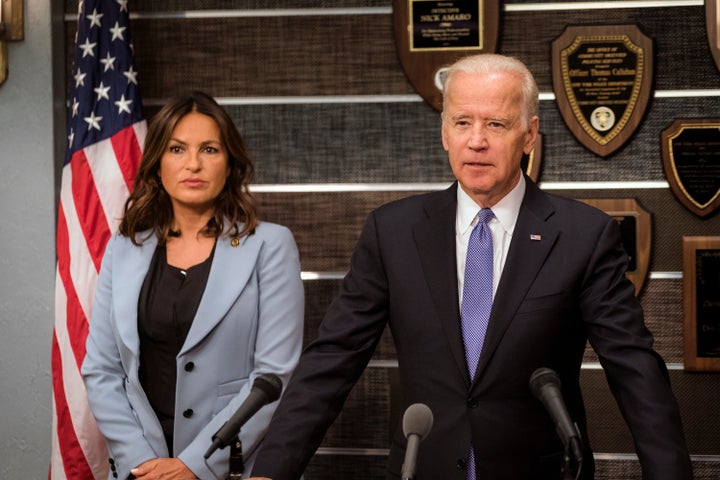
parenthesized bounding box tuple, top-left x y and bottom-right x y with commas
(477, 208, 494, 226)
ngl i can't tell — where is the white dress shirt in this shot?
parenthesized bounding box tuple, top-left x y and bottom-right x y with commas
(456, 175, 526, 305)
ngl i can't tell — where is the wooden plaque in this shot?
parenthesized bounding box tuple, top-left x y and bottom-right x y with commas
(522, 133, 542, 183)
(578, 198, 651, 296)
(392, 0, 500, 111)
(661, 119, 720, 218)
(682, 236, 720, 372)
(706, 0, 720, 71)
(551, 25, 653, 157)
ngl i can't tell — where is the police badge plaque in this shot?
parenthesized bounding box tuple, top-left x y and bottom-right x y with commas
(551, 25, 653, 157)
(392, 0, 499, 111)
(661, 119, 720, 218)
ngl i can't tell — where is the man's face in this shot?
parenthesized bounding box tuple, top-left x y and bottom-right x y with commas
(442, 70, 538, 207)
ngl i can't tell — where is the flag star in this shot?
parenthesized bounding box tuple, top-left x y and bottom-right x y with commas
(84, 112, 103, 131)
(117, 0, 128, 12)
(109, 22, 126, 41)
(100, 51, 116, 72)
(68, 129, 75, 147)
(94, 81, 111, 101)
(79, 38, 97, 58)
(115, 94, 133, 114)
(123, 65, 138, 85)
(86, 8, 103, 28)
(71, 98, 80, 117)
(74, 69, 87, 87)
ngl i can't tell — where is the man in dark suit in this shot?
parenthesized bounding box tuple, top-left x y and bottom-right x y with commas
(248, 54, 693, 479)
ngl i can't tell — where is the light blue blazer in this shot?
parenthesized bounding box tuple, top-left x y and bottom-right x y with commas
(82, 221, 304, 480)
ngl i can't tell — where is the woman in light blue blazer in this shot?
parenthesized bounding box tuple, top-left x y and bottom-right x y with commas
(82, 92, 304, 480)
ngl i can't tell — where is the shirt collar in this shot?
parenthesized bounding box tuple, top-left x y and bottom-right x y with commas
(456, 174, 526, 236)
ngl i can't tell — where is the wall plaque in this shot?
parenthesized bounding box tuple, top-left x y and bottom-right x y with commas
(578, 198, 651, 296)
(706, 0, 720, 71)
(661, 119, 720, 218)
(392, 0, 499, 111)
(522, 133, 542, 183)
(551, 25, 653, 157)
(683, 236, 720, 372)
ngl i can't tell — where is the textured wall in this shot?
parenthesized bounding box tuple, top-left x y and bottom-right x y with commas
(61, 1, 720, 478)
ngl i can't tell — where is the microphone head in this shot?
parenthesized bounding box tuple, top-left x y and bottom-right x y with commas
(529, 367, 561, 398)
(253, 373, 283, 403)
(402, 403, 433, 440)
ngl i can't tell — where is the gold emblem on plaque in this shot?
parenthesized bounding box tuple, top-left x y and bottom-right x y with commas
(551, 25, 653, 157)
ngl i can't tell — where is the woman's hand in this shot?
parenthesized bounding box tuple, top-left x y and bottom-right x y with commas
(130, 458, 197, 479)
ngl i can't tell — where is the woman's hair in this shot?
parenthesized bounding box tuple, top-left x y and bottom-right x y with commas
(119, 91, 258, 245)
(441, 53, 539, 128)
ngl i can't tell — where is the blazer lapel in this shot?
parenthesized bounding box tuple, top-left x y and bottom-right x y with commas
(413, 184, 469, 382)
(473, 179, 559, 383)
(113, 233, 158, 363)
(179, 232, 261, 355)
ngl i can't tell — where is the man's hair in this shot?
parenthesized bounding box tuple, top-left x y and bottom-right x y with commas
(441, 54, 539, 127)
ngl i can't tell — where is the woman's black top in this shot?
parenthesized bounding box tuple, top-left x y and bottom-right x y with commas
(137, 242, 215, 453)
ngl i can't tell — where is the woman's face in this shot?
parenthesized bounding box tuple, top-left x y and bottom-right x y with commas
(159, 112, 230, 215)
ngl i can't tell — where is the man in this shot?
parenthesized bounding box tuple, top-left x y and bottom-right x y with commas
(249, 54, 693, 479)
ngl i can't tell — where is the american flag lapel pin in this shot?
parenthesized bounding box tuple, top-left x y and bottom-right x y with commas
(530, 234, 542, 241)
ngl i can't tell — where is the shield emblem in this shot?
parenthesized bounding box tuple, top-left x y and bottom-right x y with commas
(551, 25, 653, 157)
(661, 119, 720, 218)
(392, 0, 500, 111)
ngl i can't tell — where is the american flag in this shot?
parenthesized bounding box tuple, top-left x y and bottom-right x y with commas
(50, 0, 146, 478)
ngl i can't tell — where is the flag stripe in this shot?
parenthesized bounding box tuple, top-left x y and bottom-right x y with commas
(70, 150, 111, 272)
(111, 123, 144, 190)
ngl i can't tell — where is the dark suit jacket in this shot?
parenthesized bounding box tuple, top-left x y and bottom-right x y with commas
(251, 178, 693, 480)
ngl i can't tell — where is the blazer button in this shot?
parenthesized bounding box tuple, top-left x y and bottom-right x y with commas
(183, 409, 194, 418)
(466, 398, 478, 408)
(457, 458, 466, 470)
(184, 362, 195, 372)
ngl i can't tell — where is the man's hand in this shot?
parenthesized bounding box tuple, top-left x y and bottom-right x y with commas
(130, 458, 197, 479)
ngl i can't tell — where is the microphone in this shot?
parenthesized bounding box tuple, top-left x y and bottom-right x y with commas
(529, 368, 583, 478)
(204, 373, 283, 459)
(401, 403, 433, 480)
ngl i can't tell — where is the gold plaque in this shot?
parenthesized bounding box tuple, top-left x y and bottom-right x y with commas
(393, 0, 500, 111)
(706, 0, 720, 71)
(551, 25, 653, 157)
(683, 236, 720, 372)
(661, 119, 720, 218)
(578, 198, 651, 296)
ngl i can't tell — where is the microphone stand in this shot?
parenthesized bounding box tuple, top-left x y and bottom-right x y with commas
(227, 435, 244, 480)
(561, 432, 583, 480)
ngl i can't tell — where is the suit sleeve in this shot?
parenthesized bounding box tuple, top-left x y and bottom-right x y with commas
(250, 211, 391, 480)
(82, 234, 159, 480)
(582, 216, 693, 479)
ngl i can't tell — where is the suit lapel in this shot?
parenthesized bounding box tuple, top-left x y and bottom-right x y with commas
(413, 184, 469, 382)
(473, 179, 559, 383)
(113, 233, 158, 362)
(179, 231, 261, 355)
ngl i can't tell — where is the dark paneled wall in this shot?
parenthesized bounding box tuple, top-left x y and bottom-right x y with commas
(64, 1, 720, 477)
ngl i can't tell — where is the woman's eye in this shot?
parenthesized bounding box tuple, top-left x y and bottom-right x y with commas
(168, 145, 182, 153)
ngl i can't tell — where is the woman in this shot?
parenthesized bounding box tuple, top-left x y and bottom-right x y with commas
(82, 91, 304, 480)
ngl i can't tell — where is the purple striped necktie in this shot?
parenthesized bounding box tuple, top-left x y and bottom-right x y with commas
(461, 208, 494, 480)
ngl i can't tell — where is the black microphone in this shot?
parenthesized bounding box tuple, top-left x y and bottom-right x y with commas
(401, 403, 433, 480)
(529, 368, 583, 478)
(204, 373, 283, 459)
